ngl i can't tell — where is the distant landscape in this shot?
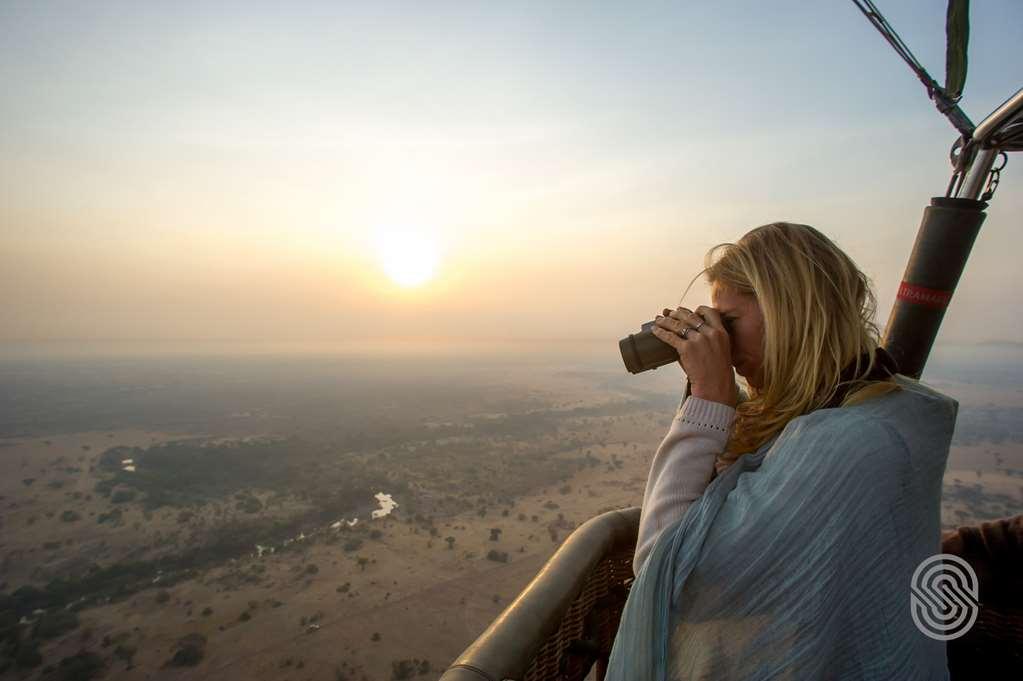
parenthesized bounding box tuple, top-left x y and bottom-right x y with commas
(0, 341, 1020, 680)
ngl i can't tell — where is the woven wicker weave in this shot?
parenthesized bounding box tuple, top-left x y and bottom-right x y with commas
(522, 550, 634, 681)
(943, 514, 1023, 680)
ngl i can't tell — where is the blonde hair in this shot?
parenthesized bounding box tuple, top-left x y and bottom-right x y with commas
(680, 222, 901, 471)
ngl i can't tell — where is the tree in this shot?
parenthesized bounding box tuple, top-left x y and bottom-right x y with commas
(54, 651, 104, 680)
(445, 536, 455, 550)
(167, 633, 206, 667)
(32, 610, 79, 640)
(391, 659, 416, 680)
(489, 528, 502, 542)
(357, 556, 369, 571)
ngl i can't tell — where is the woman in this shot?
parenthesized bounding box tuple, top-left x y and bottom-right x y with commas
(607, 223, 959, 680)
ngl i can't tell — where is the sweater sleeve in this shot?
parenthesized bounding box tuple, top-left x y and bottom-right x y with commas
(632, 395, 736, 577)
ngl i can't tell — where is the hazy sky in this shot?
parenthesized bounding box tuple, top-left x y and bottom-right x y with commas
(3, 0, 1022, 348)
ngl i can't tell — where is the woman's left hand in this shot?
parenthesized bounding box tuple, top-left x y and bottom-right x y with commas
(652, 305, 737, 407)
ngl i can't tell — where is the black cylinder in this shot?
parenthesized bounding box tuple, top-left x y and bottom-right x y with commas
(882, 197, 987, 380)
(619, 320, 679, 374)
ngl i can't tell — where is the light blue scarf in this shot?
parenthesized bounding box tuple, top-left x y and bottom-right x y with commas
(606, 375, 958, 680)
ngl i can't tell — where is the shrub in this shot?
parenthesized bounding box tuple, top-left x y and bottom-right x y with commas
(14, 644, 42, 669)
(391, 659, 416, 680)
(54, 651, 104, 680)
(96, 509, 122, 525)
(32, 610, 80, 640)
(167, 633, 206, 667)
(113, 644, 136, 664)
(235, 497, 262, 514)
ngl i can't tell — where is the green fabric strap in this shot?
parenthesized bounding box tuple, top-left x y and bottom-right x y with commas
(945, 0, 970, 101)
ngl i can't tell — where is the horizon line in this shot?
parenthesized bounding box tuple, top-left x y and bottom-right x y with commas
(1, 337, 1018, 347)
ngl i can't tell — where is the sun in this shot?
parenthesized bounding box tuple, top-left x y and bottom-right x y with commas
(372, 226, 441, 288)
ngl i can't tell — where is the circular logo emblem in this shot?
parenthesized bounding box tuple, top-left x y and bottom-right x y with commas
(910, 553, 979, 640)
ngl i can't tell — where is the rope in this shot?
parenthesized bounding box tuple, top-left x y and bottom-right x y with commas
(851, 0, 936, 93)
(850, 0, 975, 137)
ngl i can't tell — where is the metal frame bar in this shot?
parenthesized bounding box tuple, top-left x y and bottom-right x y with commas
(952, 87, 1023, 199)
(972, 88, 1023, 147)
(440, 507, 640, 681)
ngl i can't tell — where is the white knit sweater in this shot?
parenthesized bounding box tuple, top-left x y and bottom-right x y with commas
(633, 391, 738, 576)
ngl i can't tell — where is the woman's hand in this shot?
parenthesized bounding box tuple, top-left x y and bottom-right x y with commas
(651, 306, 737, 408)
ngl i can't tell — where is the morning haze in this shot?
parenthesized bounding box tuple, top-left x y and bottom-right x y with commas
(2, 1, 1023, 345)
(1, 1, 1022, 680)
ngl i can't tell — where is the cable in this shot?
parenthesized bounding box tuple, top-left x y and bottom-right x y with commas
(851, 0, 940, 96)
(850, 0, 974, 137)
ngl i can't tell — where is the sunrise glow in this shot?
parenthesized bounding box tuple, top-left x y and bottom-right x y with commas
(372, 226, 441, 288)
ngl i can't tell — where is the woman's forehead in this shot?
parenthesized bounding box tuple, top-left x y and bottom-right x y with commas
(711, 284, 752, 310)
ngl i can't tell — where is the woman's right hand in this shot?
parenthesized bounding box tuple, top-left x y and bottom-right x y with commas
(651, 305, 737, 408)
